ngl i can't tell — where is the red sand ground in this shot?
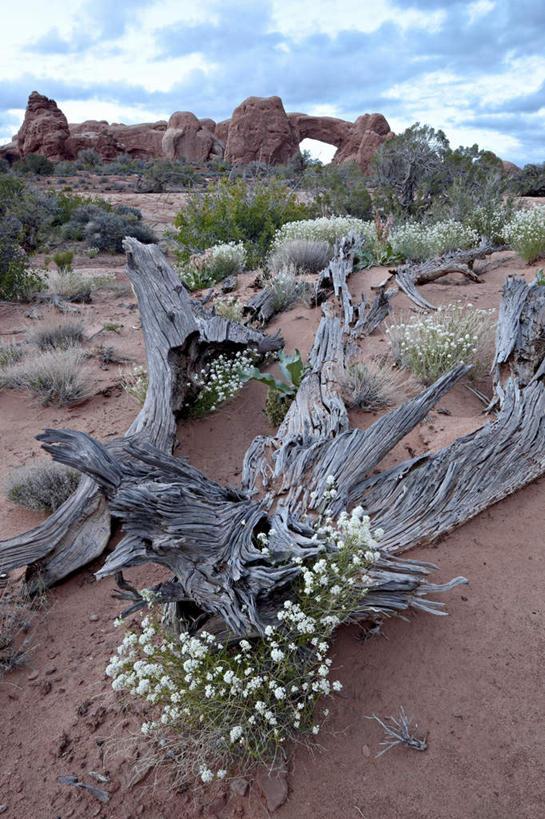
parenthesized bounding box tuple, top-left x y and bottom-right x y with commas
(0, 204, 544, 819)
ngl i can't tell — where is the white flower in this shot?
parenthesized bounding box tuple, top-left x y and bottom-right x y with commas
(200, 767, 214, 783)
(217, 769, 227, 779)
(332, 680, 343, 691)
(230, 725, 244, 743)
(274, 686, 286, 700)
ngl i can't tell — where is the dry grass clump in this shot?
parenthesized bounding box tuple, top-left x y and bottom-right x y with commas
(342, 358, 411, 411)
(269, 239, 334, 274)
(265, 265, 311, 312)
(46, 268, 117, 298)
(30, 319, 85, 351)
(121, 365, 148, 405)
(4, 459, 80, 512)
(0, 578, 36, 679)
(0, 347, 90, 405)
(0, 343, 26, 368)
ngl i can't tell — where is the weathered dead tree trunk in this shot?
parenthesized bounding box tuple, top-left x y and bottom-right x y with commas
(2, 238, 544, 641)
(373, 241, 507, 309)
(0, 240, 283, 590)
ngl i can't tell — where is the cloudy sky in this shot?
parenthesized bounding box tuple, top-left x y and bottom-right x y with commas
(1, 0, 544, 166)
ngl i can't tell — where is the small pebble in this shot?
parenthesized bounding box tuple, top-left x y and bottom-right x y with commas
(89, 615, 100, 622)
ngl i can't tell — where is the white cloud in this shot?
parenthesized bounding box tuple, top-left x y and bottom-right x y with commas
(269, 0, 445, 39)
(467, 0, 495, 24)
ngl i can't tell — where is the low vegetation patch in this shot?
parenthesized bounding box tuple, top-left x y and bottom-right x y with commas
(106, 490, 382, 783)
(0, 347, 90, 405)
(0, 579, 37, 679)
(0, 343, 26, 368)
(214, 295, 245, 323)
(272, 216, 374, 252)
(390, 220, 479, 262)
(505, 205, 545, 263)
(386, 303, 495, 384)
(121, 365, 148, 405)
(186, 349, 260, 417)
(264, 266, 311, 313)
(342, 358, 411, 410)
(5, 459, 80, 512)
(180, 242, 246, 290)
(30, 320, 85, 352)
(268, 239, 334, 274)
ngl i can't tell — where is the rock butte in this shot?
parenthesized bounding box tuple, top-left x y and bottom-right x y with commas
(0, 91, 394, 173)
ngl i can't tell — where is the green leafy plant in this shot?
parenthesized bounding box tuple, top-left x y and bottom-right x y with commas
(241, 349, 305, 425)
(173, 178, 314, 268)
(53, 249, 74, 273)
(180, 242, 246, 290)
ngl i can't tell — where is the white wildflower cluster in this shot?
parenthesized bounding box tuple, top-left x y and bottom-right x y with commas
(504, 205, 545, 263)
(271, 216, 375, 252)
(386, 302, 495, 384)
(265, 265, 310, 312)
(180, 241, 246, 290)
(121, 365, 148, 405)
(186, 349, 259, 416)
(106, 480, 382, 784)
(213, 295, 245, 322)
(390, 220, 479, 262)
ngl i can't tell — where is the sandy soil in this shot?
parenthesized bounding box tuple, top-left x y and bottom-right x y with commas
(0, 198, 544, 819)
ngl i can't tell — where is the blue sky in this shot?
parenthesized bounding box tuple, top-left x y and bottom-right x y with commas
(1, 0, 544, 166)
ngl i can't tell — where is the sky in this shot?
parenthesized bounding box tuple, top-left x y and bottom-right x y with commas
(1, 0, 544, 167)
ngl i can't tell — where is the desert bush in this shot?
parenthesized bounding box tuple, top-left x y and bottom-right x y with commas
(106, 488, 381, 783)
(46, 268, 116, 298)
(386, 303, 495, 384)
(0, 580, 36, 679)
(173, 178, 313, 268)
(137, 159, 199, 192)
(76, 149, 101, 169)
(390, 220, 479, 262)
(342, 358, 410, 410)
(15, 153, 54, 176)
(54, 160, 78, 176)
(0, 344, 25, 367)
(0, 235, 42, 300)
(509, 162, 545, 197)
(214, 295, 245, 322)
(0, 347, 90, 405)
(53, 249, 74, 273)
(4, 459, 80, 512)
(264, 266, 311, 312)
(0, 176, 56, 252)
(303, 161, 373, 219)
(504, 205, 545, 262)
(121, 365, 148, 405)
(268, 239, 334, 274)
(84, 211, 157, 253)
(180, 242, 246, 290)
(272, 216, 375, 253)
(30, 320, 84, 352)
(0, 158, 8, 174)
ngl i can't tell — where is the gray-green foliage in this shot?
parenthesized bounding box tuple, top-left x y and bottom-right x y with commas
(0, 347, 90, 405)
(30, 320, 84, 352)
(5, 459, 80, 512)
(268, 239, 334, 273)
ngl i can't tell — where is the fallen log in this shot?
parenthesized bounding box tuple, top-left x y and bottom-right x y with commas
(0, 240, 283, 590)
(2, 239, 544, 642)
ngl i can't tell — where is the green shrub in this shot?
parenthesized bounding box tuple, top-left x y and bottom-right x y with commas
(53, 249, 74, 273)
(54, 160, 78, 176)
(268, 239, 333, 273)
(0, 236, 43, 300)
(505, 206, 545, 262)
(84, 211, 157, 252)
(137, 159, 199, 192)
(303, 162, 373, 219)
(390, 220, 479, 262)
(386, 303, 495, 383)
(5, 459, 80, 512)
(15, 153, 54, 176)
(173, 178, 313, 268)
(0, 347, 90, 405)
(509, 162, 545, 197)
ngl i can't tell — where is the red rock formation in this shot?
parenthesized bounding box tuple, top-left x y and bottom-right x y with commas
(502, 160, 520, 176)
(162, 112, 219, 162)
(225, 96, 299, 164)
(0, 141, 20, 163)
(288, 111, 393, 173)
(17, 91, 71, 161)
(5, 90, 393, 171)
